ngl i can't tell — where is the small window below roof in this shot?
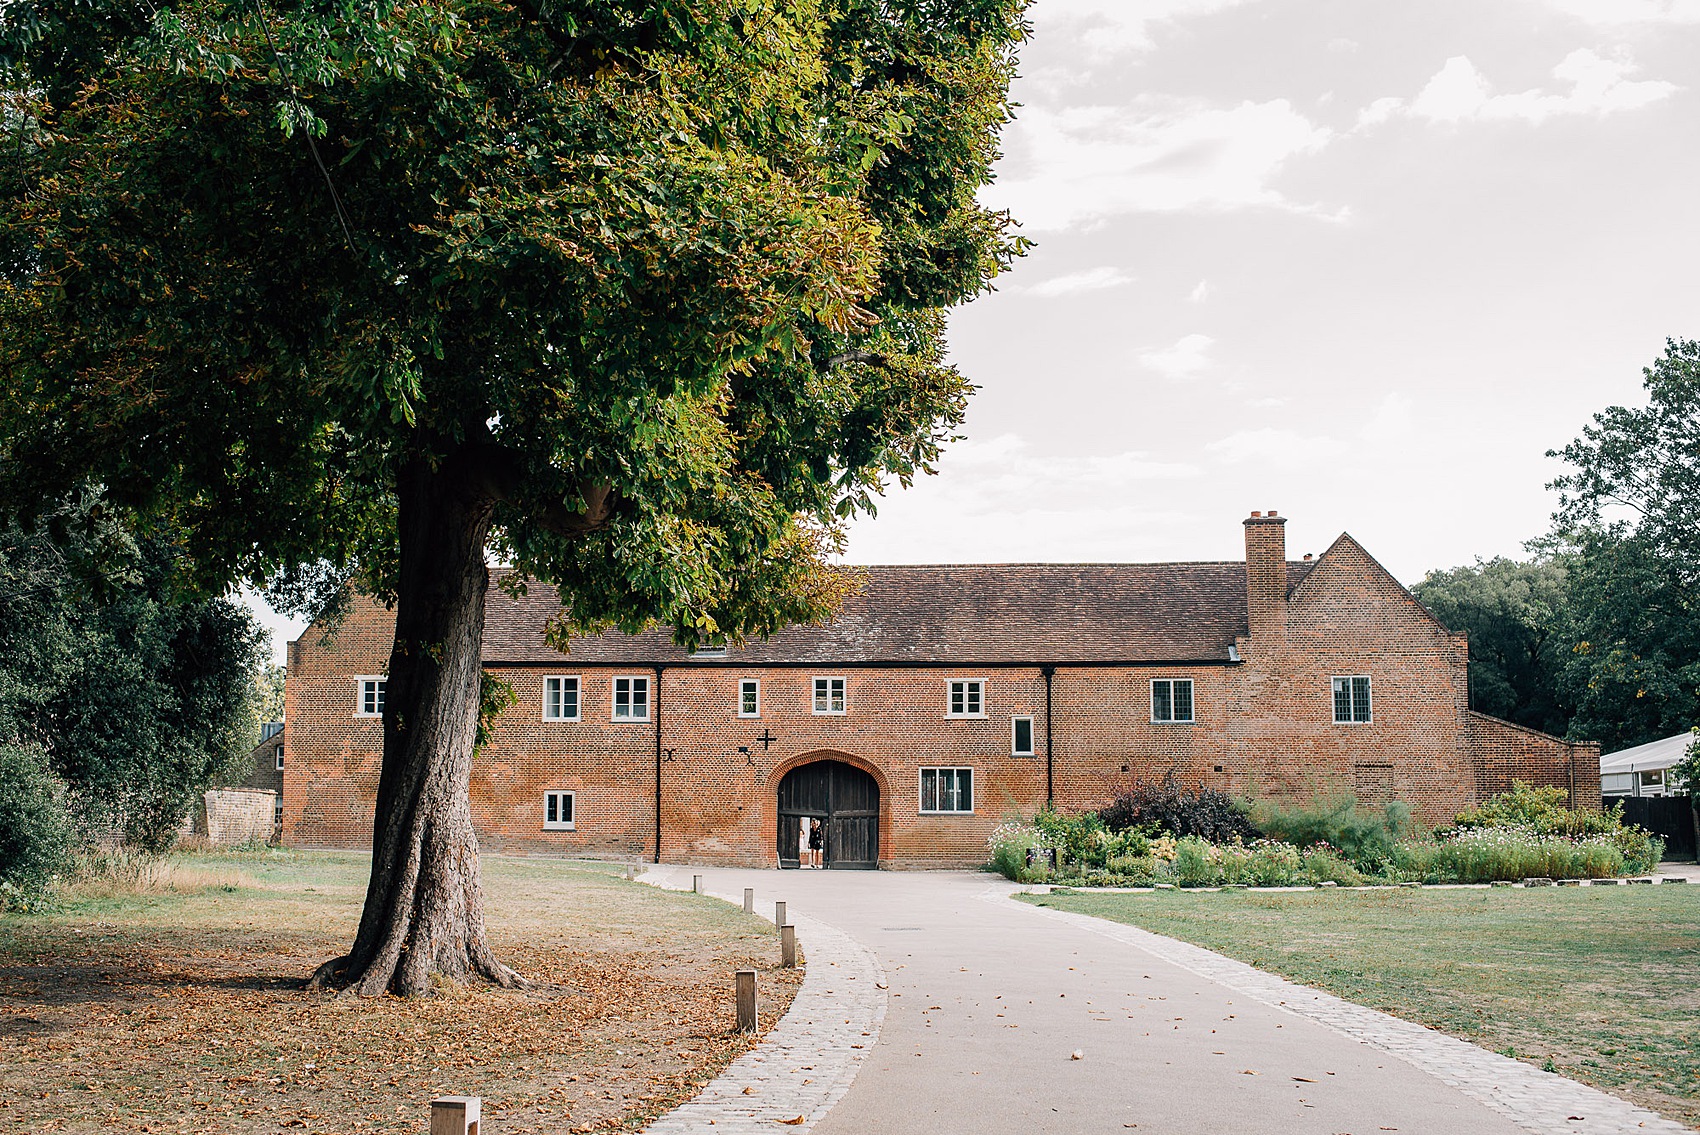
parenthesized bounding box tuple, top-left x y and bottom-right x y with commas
(813, 676, 846, 714)
(1151, 679, 1193, 724)
(947, 680, 985, 717)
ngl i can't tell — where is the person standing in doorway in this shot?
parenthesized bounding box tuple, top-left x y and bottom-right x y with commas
(808, 815, 825, 868)
(798, 817, 811, 868)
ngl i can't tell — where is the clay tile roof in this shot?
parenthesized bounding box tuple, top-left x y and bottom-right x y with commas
(481, 561, 1315, 666)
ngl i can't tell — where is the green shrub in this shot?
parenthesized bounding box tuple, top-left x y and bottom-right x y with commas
(1034, 807, 1104, 870)
(0, 743, 72, 898)
(1454, 780, 1616, 837)
(1450, 781, 1664, 874)
(1604, 825, 1663, 875)
(1249, 794, 1411, 869)
(1299, 846, 1365, 886)
(1097, 776, 1256, 842)
(1173, 836, 1216, 886)
(1395, 825, 1650, 883)
(986, 821, 1051, 882)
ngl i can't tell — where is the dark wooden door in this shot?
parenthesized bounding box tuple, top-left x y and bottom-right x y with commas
(777, 761, 879, 869)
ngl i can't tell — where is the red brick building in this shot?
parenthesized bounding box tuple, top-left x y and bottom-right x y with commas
(282, 511, 1599, 868)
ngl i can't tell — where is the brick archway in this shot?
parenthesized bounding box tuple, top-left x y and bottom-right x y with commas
(768, 750, 891, 869)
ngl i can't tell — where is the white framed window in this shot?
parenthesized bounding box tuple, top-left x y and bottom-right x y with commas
(543, 675, 581, 721)
(738, 679, 761, 718)
(919, 767, 974, 814)
(273, 796, 283, 827)
(543, 790, 576, 830)
(1151, 678, 1194, 723)
(1332, 675, 1372, 724)
(947, 679, 985, 717)
(1011, 716, 1035, 757)
(274, 745, 284, 771)
(1639, 769, 1665, 789)
(612, 676, 650, 722)
(355, 677, 386, 717)
(692, 643, 728, 658)
(813, 676, 846, 714)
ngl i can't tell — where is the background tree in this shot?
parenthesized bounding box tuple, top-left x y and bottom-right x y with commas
(0, 0, 1029, 994)
(1411, 556, 1572, 736)
(0, 492, 267, 889)
(1546, 338, 1700, 753)
(252, 664, 287, 725)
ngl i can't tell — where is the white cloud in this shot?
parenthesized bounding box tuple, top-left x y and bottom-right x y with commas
(1139, 333, 1216, 380)
(1542, 0, 1700, 23)
(1355, 96, 1406, 129)
(1189, 279, 1212, 303)
(993, 98, 1334, 231)
(1361, 392, 1415, 444)
(846, 434, 1205, 562)
(943, 434, 1200, 491)
(1035, 0, 1256, 60)
(1027, 266, 1137, 297)
(1360, 49, 1678, 128)
(1202, 393, 1415, 470)
(1327, 37, 1361, 53)
(1204, 427, 1347, 470)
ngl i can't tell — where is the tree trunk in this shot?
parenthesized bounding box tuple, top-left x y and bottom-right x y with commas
(309, 452, 523, 997)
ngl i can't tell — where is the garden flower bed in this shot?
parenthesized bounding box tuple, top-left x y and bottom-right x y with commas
(988, 781, 1664, 888)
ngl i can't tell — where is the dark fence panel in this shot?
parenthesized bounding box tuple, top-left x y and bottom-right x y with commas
(1615, 795, 1697, 861)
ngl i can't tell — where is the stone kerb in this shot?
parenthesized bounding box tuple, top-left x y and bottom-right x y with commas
(639, 868, 888, 1135)
(1000, 884, 1690, 1135)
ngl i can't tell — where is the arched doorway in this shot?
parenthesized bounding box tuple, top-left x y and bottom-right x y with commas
(776, 760, 879, 869)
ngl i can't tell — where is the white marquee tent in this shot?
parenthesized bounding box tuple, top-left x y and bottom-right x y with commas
(1600, 732, 1693, 798)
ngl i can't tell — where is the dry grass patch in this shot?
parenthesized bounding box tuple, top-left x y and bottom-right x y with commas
(0, 850, 800, 1134)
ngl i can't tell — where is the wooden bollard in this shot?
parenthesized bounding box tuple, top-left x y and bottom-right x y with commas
(736, 968, 758, 1032)
(430, 1096, 480, 1135)
(773, 900, 786, 927)
(781, 923, 797, 968)
(743, 887, 754, 914)
(692, 874, 702, 894)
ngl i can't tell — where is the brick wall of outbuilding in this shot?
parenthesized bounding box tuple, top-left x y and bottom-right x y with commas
(1466, 710, 1602, 811)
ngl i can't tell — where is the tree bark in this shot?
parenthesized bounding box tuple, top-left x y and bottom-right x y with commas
(309, 452, 523, 997)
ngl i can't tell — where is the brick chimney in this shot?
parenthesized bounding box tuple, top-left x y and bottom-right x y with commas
(1244, 510, 1287, 643)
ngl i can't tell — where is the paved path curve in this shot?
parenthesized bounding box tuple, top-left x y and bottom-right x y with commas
(642, 867, 1687, 1135)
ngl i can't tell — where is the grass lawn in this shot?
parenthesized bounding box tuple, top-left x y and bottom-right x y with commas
(0, 849, 799, 1134)
(1022, 886, 1700, 1128)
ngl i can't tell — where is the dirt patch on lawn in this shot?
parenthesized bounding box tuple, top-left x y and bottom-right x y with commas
(0, 853, 801, 1134)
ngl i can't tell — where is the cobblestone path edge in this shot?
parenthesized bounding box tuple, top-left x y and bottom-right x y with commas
(638, 870, 888, 1135)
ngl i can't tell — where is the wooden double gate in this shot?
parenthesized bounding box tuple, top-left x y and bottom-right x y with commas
(776, 760, 879, 869)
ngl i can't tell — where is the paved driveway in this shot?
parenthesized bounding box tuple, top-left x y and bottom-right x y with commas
(642, 866, 1684, 1135)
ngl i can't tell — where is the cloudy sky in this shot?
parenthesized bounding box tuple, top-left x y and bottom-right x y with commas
(251, 0, 1700, 662)
(844, 0, 1700, 578)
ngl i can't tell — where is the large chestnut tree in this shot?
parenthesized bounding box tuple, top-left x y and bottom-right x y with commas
(0, 0, 1028, 994)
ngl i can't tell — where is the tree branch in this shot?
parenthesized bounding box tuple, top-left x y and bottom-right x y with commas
(457, 443, 617, 538)
(823, 349, 888, 371)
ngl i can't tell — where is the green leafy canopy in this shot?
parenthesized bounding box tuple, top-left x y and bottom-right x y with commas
(1544, 338, 1700, 751)
(0, 0, 1031, 643)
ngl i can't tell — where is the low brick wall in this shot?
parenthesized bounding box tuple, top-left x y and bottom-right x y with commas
(1466, 711, 1601, 810)
(194, 788, 278, 846)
